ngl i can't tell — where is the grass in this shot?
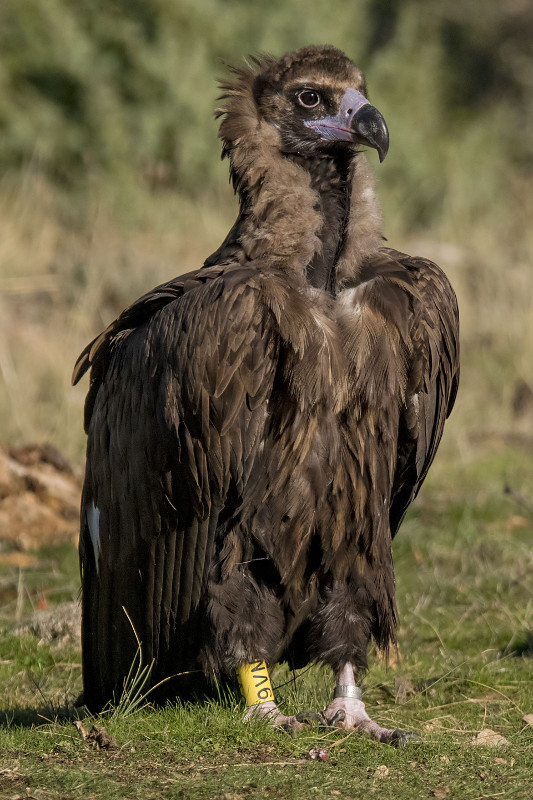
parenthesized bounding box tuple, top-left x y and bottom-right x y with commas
(1, 441, 532, 799)
(0, 173, 233, 461)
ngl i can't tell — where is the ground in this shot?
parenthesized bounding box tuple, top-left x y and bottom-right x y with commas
(0, 439, 532, 800)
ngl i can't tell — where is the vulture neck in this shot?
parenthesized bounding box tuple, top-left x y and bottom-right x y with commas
(295, 151, 354, 292)
(209, 123, 383, 293)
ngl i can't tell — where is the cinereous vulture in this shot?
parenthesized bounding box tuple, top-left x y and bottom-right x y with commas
(73, 45, 459, 743)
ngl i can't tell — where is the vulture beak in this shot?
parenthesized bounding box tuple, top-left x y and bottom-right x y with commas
(304, 88, 389, 162)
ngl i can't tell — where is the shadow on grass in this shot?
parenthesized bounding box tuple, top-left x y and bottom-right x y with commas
(0, 679, 241, 730)
(0, 698, 86, 728)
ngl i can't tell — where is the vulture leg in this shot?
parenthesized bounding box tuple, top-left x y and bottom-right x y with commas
(322, 664, 419, 746)
(239, 661, 325, 732)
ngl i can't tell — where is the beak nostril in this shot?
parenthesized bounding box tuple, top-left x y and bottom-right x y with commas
(346, 109, 353, 116)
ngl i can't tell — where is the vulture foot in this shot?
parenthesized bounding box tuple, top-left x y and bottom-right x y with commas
(244, 701, 325, 735)
(323, 697, 419, 745)
(389, 729, 421, 748)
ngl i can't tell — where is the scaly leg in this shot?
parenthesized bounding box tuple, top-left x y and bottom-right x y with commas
(323, 663, 418, 746)
(239, 660, 417, 744)
(239, 661, 324, 731)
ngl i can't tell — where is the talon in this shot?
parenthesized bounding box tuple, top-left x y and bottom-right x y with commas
(389, 729, 421, 748)
(280, 723, 299, 738)
(244, 700, 329, 734)
(329, 708, 346, 727)
(294, 710, 327, 726)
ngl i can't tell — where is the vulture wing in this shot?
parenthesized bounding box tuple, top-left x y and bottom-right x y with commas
(384, 248, 460, 536)
(73, 263, 277, 708)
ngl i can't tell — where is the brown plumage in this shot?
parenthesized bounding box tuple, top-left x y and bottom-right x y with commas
(74, 45, 459, 725)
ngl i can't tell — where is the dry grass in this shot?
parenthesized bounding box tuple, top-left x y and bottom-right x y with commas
(0, 173, 233, 461)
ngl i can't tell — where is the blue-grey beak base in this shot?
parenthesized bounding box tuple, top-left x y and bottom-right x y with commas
(304, 87, 389, 161)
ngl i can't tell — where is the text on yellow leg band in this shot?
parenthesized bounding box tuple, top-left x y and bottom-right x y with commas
(237, 661, 275, 705)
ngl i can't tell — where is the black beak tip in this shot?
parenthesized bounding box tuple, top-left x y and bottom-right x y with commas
(377, 134, 389, 163)
(351, 105, 389, 164)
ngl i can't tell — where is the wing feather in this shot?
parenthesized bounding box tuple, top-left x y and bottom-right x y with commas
(384, 249, 460, 536)
(77, 264, 277, 708)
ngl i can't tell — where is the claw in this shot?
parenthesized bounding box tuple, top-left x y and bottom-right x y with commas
(322, 693, 419, 743)
(245, 701, 328, 735)
(280, 722, 299, 739)
(280, 710, 327, 737)
(389, 729, 421, 748)
(329, 709, 346, 727)
(294, 710, 327, 726)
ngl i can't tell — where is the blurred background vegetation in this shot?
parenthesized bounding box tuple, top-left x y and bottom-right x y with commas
(0, 0, 532, 465)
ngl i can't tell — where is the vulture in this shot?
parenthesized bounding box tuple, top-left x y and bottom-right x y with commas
(73, 45, 459, 743)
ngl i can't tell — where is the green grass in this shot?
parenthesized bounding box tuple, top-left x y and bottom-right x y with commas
(1, 442, 532, 799)
(0, 543, 80, 626)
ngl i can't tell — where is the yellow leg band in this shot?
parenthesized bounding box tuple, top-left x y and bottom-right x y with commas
(237, 661, 275, 706)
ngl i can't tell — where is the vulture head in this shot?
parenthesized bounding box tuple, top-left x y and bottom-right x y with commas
(214, 45, 389, 279)
(219, 46, 388, 176)
(252, 46, 389, 161)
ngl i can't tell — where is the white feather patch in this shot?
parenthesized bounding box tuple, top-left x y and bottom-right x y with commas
(87, 502, 101, 575)
(337, 284, 372, 317)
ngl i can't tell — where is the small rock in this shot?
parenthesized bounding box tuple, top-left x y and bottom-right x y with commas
(522, 713, 533, 727)
(14, 600, 81, 646)
(0, 767, 22, 781)
(470, 729, 509, 747)
(373, 765, 389, 778)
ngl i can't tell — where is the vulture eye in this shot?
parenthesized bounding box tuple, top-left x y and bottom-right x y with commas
(297, 89, 320, 109)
